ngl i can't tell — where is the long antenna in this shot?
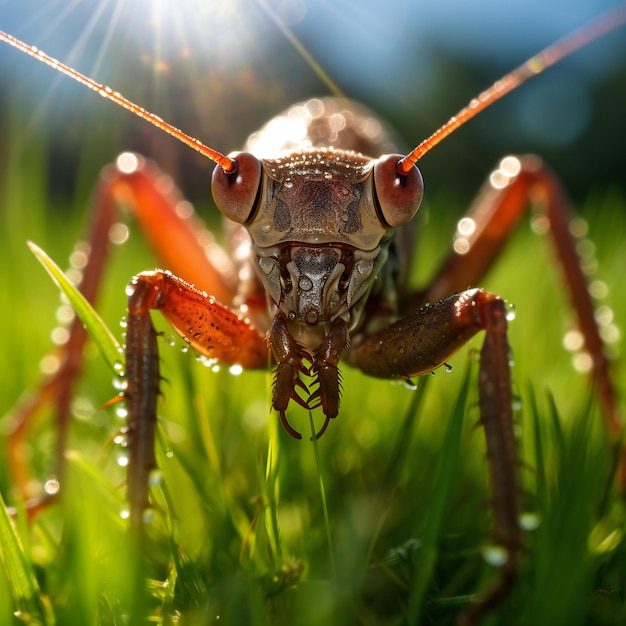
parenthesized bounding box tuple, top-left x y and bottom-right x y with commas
(0, 30, 237, 173)
(1, 6, 624, 177)
(397, 4, 626, 175)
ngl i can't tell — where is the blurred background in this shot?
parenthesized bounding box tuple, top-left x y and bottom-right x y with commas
(1, 0, 625, 214)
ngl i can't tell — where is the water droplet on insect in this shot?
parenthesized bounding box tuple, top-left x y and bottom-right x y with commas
(505, 303, 516, 321)
(572, 351, 593, 373)
(530, 214, 550, 235)
(562, 329, 584, 352)
(589, 280, 609, 300)
(40, 354, 61, 375)
(44, 478, 60, 495)
(568, 216, 588, 238)
(600, 324, 620, 345)
(56, 303, 75, 324)
(163, 334, 176, 347)
(113, 377, 128, 391)
(481, 544, 509, 567)
(284, 179, 293, 189)
(109, 222, 130, 245)
(51, 326, 70, 346)
(115, 406, 128, 420)
(229, 364, 243, 376)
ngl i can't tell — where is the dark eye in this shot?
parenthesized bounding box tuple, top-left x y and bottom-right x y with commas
(373, 153, 423, 228)
(211, 152, 262, 224)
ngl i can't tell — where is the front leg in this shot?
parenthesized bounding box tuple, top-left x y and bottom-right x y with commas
(125, 270, 268, 529)
(348, 288, 518, 624)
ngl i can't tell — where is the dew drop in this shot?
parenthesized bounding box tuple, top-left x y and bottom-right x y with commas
(562, 329, 584, 352)
(116, 152, 139, 174)
(116, 406, 128, 420)
(589, 280, 609, 300)
(51, 326, 70, 346)
(148, 469, 163, 486)
(229, 364, 243, 376)
(572, 351, 593, 373)
(505, 303, 516, 321)
(519, 511, 541, 531)
(143, 508, 156, 524)
(113, 377, 128, 391)
(120, 508, 130, 520)
(481, 544, 509, 567)
(44, 478, 61, 495)
(109, 222, 130, 245)
(39, 354, 61, 376)
(444, 363, 453, 373)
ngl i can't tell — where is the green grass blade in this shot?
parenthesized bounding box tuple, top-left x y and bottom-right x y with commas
(309, 411, 337, 583)
(27, 241, 122, 373)
(406, 365, 470, 624)
(0, 491, 48, 624)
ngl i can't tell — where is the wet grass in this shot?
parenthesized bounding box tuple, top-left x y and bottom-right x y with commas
(1, 125, 625, 626)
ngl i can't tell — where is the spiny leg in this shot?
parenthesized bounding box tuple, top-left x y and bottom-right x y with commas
(349, 289, 519, 624)
(124, 270, 267, 527)
(418, 156, 622, 448)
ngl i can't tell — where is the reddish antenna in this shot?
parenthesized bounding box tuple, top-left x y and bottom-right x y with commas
(397, 5, 626, 175)
(1, 6, 624, 178)
(0, 30, 237, 173)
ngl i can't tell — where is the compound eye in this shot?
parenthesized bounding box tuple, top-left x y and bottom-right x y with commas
(373, 153, 424, 228)
(211, 152, 262, 224)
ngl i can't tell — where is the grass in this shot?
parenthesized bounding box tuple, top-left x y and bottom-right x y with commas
(1, 118, 626, 626)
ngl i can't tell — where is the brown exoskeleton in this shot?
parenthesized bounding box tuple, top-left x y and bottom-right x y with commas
(1, 6, 625, 624)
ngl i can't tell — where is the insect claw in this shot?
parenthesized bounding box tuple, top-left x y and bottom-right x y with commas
(279, 410, 302, 440)
(311, 414, 332, 440)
